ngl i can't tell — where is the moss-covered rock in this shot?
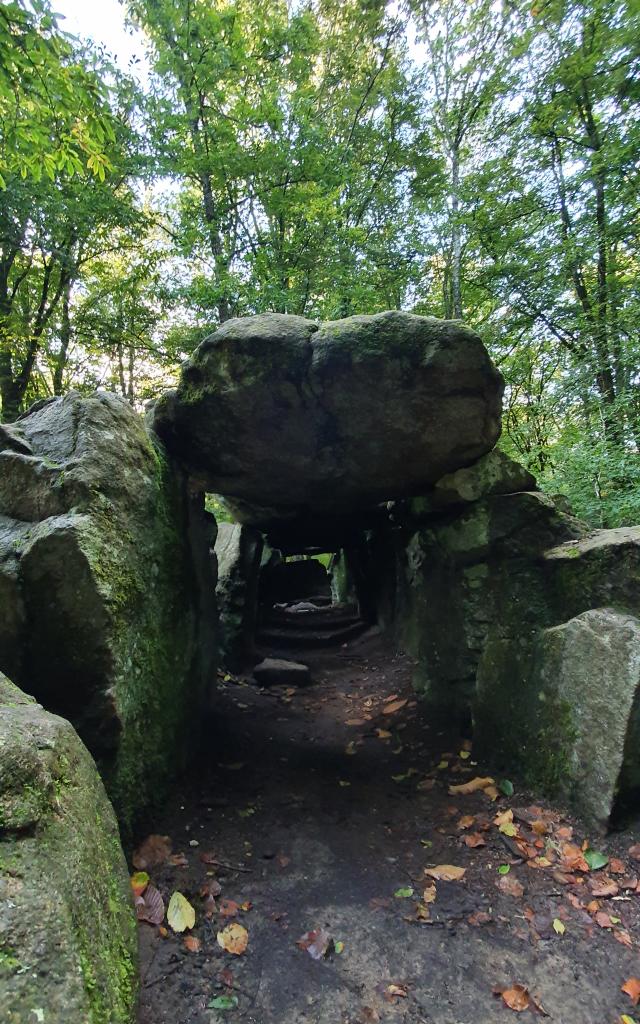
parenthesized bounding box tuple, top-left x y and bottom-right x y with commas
(0, 392, 216, 830)
(475, 610, 640, 828)
(0, 672, 137, 1023)
(153, 311, 504, 531)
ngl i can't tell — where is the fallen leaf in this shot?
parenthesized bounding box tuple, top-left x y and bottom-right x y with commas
(384, 983, 408, 1001)
(130, 872, 149, 898)
(132, 834, 172, 870)
(296, 928, 332, 960)
(218, 922, 249, 955)
(200, 879, 222, 898)
(561, 843, 589, 873)
(484, 784, 500, 801)
(383, 698, 408, 715)
(184, 935, 201, 952)
(499, 779, 514, 796)
(167, 892, 195, 933)
(424, 864, 466, 882)
(610, 858, 626, 874)
(422, 885, 437, 903)
(498, 984, 530, 1012)
(589, 877, 619, 897)
(458, 815, 475, 829)
(622, 979, 640, 1005)
(394, 887, 414, 898)
(376, 728, 392, 739)
(208, 995, 239, 1010)
(135, 884, 165, 926)
(464, 832, 486, 848)
(449, 776, 495, 795)
(498, 864, 511, 875)
(595, 911, 614, 929)
(219, 898, 240, 917)
(584, 848, 608, 871)
(614, 930, 633, 948)
(552, 918, 565, 935)
(497, 874, 524, 898)
(346, 718, 366, 726)
(629, 844, 640, 862)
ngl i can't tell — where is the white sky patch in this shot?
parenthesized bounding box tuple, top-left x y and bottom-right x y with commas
(53, 0, 151, 81)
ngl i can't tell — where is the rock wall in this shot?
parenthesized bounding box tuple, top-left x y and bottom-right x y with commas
(371, 451, 640, 827)
(0, 672, 137, 1024)
(0, 392, 216, 829)
(214, 522, 263, 671)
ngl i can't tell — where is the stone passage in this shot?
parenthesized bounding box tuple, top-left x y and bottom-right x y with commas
(1, 309, 640, 1024)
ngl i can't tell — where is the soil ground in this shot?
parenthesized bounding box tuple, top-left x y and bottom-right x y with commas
(134, 629, 640, 1024)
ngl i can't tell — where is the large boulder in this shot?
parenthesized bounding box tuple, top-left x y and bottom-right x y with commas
(0, 391, 216, 828)
(475, 609, 640, 828)
(0, 673, 137, 1023)
(214, 522, 263, 670)
(153, 312, 504, 525)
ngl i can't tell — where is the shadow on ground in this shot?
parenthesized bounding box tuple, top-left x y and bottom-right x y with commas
(135, 631, 640, 1024)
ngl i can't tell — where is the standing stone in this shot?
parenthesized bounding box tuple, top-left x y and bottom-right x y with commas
(475, 609, 640, 828)
(0, 673, 137, 1023)
(0, 391, 216, 829)
(215, 522, 263, 670)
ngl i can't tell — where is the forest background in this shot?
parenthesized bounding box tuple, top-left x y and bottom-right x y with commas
(1, 0, 639, 527)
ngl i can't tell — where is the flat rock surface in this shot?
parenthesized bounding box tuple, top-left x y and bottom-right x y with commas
(253, 657, 311, 687)
(133, 632, 640, 1024)
(153, 311, 503, 523)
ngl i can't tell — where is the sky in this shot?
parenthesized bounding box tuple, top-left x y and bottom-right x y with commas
(53, 0, 151, 79)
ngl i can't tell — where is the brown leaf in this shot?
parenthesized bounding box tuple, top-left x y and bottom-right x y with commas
(296, 928, 332, 960)
(422, 885, 437, 904)
(424, 864, 466, 882)
(464, 833, 486, 848)
(589, 877, 619, 898)
(595, 911, 614, 929)
(610, 858, 626, 874)
(219, 967, 234, 988)
(621, 978, 640, 1005)
(560, 843, 589, 873)
(132, 834, 172, 870)
(200, 879, 222, 898)
(219, 898, 240, 917)
(183, 935, 201, 953)
(614, 929, 633, 949)
(628, 844, 640, 862)
(468, 910, 492, 926)
(382, 698, 408, 715)
(499, 984, 530, 1012)
(497, 874, 525, 898)
(135, 884, 165, 926)
(199, 850, 219, 865)
(458, 815, 475, 829)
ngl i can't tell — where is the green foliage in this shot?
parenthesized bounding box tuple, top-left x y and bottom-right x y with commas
(0, 0, 638, 527)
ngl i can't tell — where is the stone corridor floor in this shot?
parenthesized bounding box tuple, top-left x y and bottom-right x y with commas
(132, 630, 640, 1024)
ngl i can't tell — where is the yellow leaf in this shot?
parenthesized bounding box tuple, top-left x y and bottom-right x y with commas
(448, 776, 494, 795)
(217, 922, 249, 955)
(422, 885, 437, 903)
(167, 892, 195, 933)
(424, 864, 466, 882)
(484, 784, 500, 801)
(500, 823, 518, 837)
(553, 918, 566, 935)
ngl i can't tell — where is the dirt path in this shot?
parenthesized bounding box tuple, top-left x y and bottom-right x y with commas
(133, 630, 640, 1024)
